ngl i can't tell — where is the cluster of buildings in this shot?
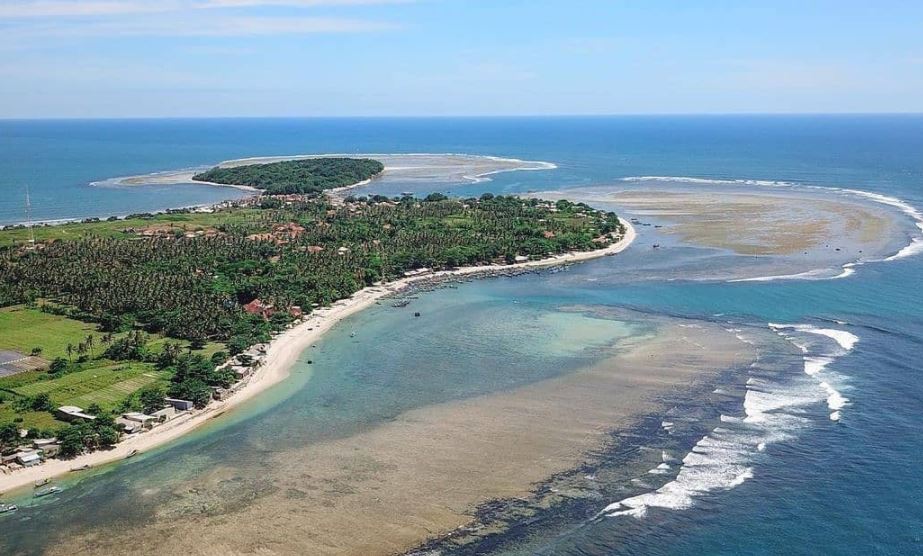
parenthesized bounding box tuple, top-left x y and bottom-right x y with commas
(0, 438, 59, 473)
(0, 398, 197, 475)
(243, 299, 303, 320)
(211, 345, 267, 401)
(1, 309, 282, 478)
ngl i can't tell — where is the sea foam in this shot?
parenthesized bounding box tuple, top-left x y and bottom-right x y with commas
(601, 323, 857, 520)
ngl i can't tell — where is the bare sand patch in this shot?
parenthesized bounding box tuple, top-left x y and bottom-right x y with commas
(559, 189, 896, 256)
(49, 321, 754, 556)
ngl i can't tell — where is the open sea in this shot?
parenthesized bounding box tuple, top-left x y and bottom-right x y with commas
(1, 116, 922, 555)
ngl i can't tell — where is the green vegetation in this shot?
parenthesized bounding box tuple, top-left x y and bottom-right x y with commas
(0, 306, 99, 360)
(0, 195, 622, 347)
(192, 157, 384, 195)
(0, 193, 623, 459)
(0, 209, 264, 248)
(0, 307, 220, 453)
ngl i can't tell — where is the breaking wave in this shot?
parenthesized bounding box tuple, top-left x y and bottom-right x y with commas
(600, 323, 857, 519)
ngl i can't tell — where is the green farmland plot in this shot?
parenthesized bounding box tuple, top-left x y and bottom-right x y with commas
(66, 373, 163, 411)
(0, 306, 99, 360)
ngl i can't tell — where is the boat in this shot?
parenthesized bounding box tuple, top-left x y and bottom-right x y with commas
(126, 449, 139, 459)
(34, 486, 61, 498)
(34, 478, 49, 488)
(0, 504, 18, 514)
(70, 464, 91, 472)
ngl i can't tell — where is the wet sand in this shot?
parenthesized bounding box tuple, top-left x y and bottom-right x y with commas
(49, 321, 755, 556)
(558, 190, 898, 257)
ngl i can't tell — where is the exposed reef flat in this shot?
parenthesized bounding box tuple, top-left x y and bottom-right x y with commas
(47, 318, 756, 556)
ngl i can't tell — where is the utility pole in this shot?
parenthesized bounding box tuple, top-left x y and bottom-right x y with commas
(25, 186, 36, 249)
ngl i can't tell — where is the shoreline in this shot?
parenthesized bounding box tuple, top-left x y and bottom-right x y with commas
(0, 221, 636, 496)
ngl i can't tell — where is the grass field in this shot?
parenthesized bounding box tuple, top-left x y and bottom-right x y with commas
(0, 406, 60, 431)
(0, 306, 224, 361)
(0, 306, 99, 360)
(66, 372, 163, 410)
(12, 363, 146, 398)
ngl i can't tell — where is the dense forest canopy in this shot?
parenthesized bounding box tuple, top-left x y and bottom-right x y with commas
(0, 195, 623, 352)
(192, 157, 384, 195)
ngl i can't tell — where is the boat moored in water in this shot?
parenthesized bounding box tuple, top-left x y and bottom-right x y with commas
(34, 486, 62, 498)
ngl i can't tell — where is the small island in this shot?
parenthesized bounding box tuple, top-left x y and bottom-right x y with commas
(192, 157, 384, 194)
(0, 185, 628, 487)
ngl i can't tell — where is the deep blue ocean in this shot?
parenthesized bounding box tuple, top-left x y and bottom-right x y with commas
(1, 116, 922, 555)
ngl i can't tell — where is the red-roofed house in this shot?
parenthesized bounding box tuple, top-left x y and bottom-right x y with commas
(243, 299, 274, 319)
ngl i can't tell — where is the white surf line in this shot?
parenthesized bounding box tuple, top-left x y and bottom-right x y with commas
(768, 324, 858, 421)
(620, 176, 923, 278)
(599, 323, 857, 519)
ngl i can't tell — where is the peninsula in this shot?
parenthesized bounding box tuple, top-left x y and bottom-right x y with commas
(0, 157, 633, 492)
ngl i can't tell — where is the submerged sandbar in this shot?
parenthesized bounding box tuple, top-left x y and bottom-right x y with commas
(47, 318, 756, 556)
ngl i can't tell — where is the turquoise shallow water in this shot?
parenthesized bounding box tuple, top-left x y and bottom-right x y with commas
(1, 116, 922, 555)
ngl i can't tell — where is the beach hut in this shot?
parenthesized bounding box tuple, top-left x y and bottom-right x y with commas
(55, 406, 96, 422)
(165, 398, 195, 411)
(16, 451, 42, 467)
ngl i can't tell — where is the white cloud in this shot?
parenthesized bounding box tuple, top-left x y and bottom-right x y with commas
(0, 0, 414, 18)
(0, 0, 405, 44)
(0, 1, 177, 18)
(4, 16, 398, 38)
(146, 15, 399, 36)
(200, 0, 414, 7)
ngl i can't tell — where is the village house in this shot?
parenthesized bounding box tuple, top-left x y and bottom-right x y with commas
(231, 365, 252, 380)
(273, 222, 306, 237)
(115, 418, 143, 434)
(16, 450, 42, 467)
(165, 398, 195, 411)
(39, 444, 60, 458)
(243, 298, 275, 319)
(151, 406, 180, 422)
(55, 406, 96, 423)
(121, 412, 158, 430)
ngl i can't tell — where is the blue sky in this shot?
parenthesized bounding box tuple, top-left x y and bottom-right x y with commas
(1, 0, 922, 118)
